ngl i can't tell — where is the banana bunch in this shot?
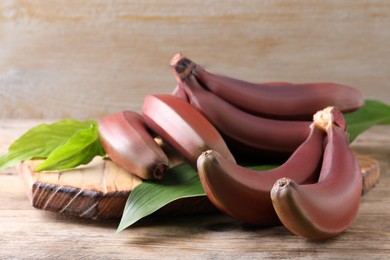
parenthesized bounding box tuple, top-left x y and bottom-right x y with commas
(97, 53, 365, 240)
(170, 53, 363, 120)
(167, 53, 363, 239)
(198, 107, 362, 240)
(170, 53, 363, 161)
(270, 112, 362, 240)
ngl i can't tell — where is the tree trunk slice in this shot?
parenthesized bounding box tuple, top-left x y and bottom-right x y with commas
(18, 157, 142, 220)
(18, 155, 380, 220)
(18, 157, 216, 220)
(355, 154, 381, 195)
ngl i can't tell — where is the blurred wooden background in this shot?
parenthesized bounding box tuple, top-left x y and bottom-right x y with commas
(0, 0, 389, 119)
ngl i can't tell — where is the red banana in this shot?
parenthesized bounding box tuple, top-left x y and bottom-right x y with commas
(173, 71, 311, 155)
(98, 111, 169, 180)
(271, 107, 362, 240)
(141, 94, 236, 164)
(171, 53, 364, 120)
(196, 117, 327, 226)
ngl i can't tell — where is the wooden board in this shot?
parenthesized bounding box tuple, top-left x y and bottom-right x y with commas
(18, 154, 380, 220)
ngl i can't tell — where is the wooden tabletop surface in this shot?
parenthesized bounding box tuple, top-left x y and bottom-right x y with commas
(1, 0, 389, 120)
(0, 120, 389, 259)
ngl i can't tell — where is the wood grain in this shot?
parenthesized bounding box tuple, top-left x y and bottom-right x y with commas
(1, 0, 390, 119)
(0, 120, 390, 258)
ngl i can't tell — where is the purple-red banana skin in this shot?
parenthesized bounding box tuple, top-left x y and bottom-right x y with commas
(142, 94, 236, 165)
(271, 123, 362, 240)
(172, 53, 364, 120)
(177, 75, 311, 154)
(197, 124, 325, 226)
(98, 111, 169, 180)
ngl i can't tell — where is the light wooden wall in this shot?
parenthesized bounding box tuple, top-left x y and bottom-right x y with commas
(1, 0, 389, 119)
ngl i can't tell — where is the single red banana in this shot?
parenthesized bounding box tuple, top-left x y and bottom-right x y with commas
(141, 94, 236, 164)
(196, 116, 327, 226)
(173, 71, 311, 155)
(171, 53, 364, 120)
(98, 111, 169, 180)
(271, 107, 362, 240)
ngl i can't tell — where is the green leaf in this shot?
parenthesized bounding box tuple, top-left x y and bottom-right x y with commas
(117, 163, 205, 233)
(0, 119, 97, 171)
(35, 122, 105, 171)
(345, 99, 390, 142)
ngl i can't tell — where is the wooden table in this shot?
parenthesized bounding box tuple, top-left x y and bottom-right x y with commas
(1, 1, 390, 120)
(0, 120, 389, 259)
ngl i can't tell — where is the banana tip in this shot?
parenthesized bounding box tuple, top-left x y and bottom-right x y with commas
(197, 150, 216, 165)
(153, 163, 169, 180)
(170, 52, 184, 67)
(170, 54, 195, 80)
(201, 150, 214, 158)
(273, 177, 292, 191)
